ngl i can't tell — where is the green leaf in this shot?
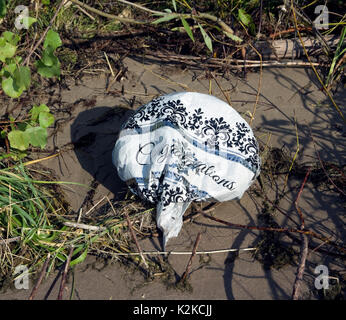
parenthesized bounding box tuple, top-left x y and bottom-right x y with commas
(39, 111, 54, 128)
(2, 62, 16, 77)
(70, 246, 88, 266)
(198, 23, 213, 53)
(238, 9, 252, 27)
(224, 31, 243, 43)
(36, 58, 61, 78)
(21, 16, 37, 29)
(43, 30, 62, 50)
(172, 0, 177, 12)
(0, 0, 7, 18)
(8, 130, 30, 151)
(3, 31, 20, 46)
(41, 46, 57, 67)
(13, 66, 31, 90)
(29, 104, 50, 122)
(152, 14, 177, 24)
(0, 40, 16, 62)
(24, 126, 47, 149)
(181, 17, 194, 42)
(2, 76, 24, 98)
(1, 63, 31, 98)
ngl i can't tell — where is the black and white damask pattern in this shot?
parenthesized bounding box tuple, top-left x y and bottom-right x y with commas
(123, 96, 260, 172)
(114, 92, 262, 244)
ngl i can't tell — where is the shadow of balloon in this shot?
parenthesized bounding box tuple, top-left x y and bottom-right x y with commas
(71, 106, 134, 199)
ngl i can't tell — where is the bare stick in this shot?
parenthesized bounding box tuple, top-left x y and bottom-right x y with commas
(84, 196, 106, 216)
(28, 254, 51, 300)
(210, 72, 232, 105)
(22, 0, 65, 66)
(248, 42, 262, 126)
(96, 247, 255, 256)
(68, 0, 234, 34)
(125, 212, 149, 269)
(199, 211, 346, 253)
(63, 221, 106, 231)
(0, 236, 21, 245)
(57, 246, 74, 300)
(292, 234, 309, 300)
(295, 168, 311, 230)
(179, 232, 202, 283)
(291, 166, 310, 300)
(117, 0, 162, 15)
(68, 0, 146, 24)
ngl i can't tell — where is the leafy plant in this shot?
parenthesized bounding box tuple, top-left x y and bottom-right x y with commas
(152, 0, 217, 53)
(0, 31, 31, 98)
(326, 26, 346, 88)
(0, 164, 88, 284)
(0, 29, 62, 98)
(6, 104, 54, 151)
(238, 8, 255, 35)
(0, 0, 7, 18)
(36, 29, 62, 78)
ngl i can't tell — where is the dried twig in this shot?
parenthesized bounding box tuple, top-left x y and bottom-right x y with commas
(95, 247, 256, 256)
(68, 0, 146, 24)
(292, 234, 309, 300)
(149, 52, 320, 69)
(63, 221, 106, 231)
(199, 211, 346, 253)
(292, 168, 310, 300)
(0, 236, 21, 245)
(294, 168, 311, 230)
(248, 43, 263, 126)
(28, 254, 51, 300)
(210, 72, 232, 105)
(179, 232, 202, 283)
(57, 246, 74, 300)
(125, 212, 149, 269)
(117, 0, 161, 15)
(68, 0, 235, 34)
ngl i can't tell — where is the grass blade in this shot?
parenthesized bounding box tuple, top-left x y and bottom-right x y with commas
(152, 14, 177, 24)
(181, 17, 194, 42)
(198, 23, 213, 52)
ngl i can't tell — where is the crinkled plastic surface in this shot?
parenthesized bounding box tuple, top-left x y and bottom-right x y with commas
(112, 92, 261, 246)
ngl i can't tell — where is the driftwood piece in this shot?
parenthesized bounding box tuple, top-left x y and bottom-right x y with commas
(251, 35, 339, 60)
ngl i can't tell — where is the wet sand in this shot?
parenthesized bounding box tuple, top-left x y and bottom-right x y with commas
(1, 56, 345, 300)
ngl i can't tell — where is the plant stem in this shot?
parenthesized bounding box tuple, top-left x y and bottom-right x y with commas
(292, 234, 309, 300)
(117, 0, 162, 15)
(22, 0, 65, 66)
(125, 211, 149, 269)
(291, 1, 345, 123)
(57, 246, 74, 300)
(28, 254, 51, 300)
(68, 0, 235, 34)
(199, 211, 346, 254)
(68, 0, 146, 24)
(179, 232, 201, 283)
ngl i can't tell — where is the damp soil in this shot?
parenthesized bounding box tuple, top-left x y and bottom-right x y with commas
(0, 55, 345, 300)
